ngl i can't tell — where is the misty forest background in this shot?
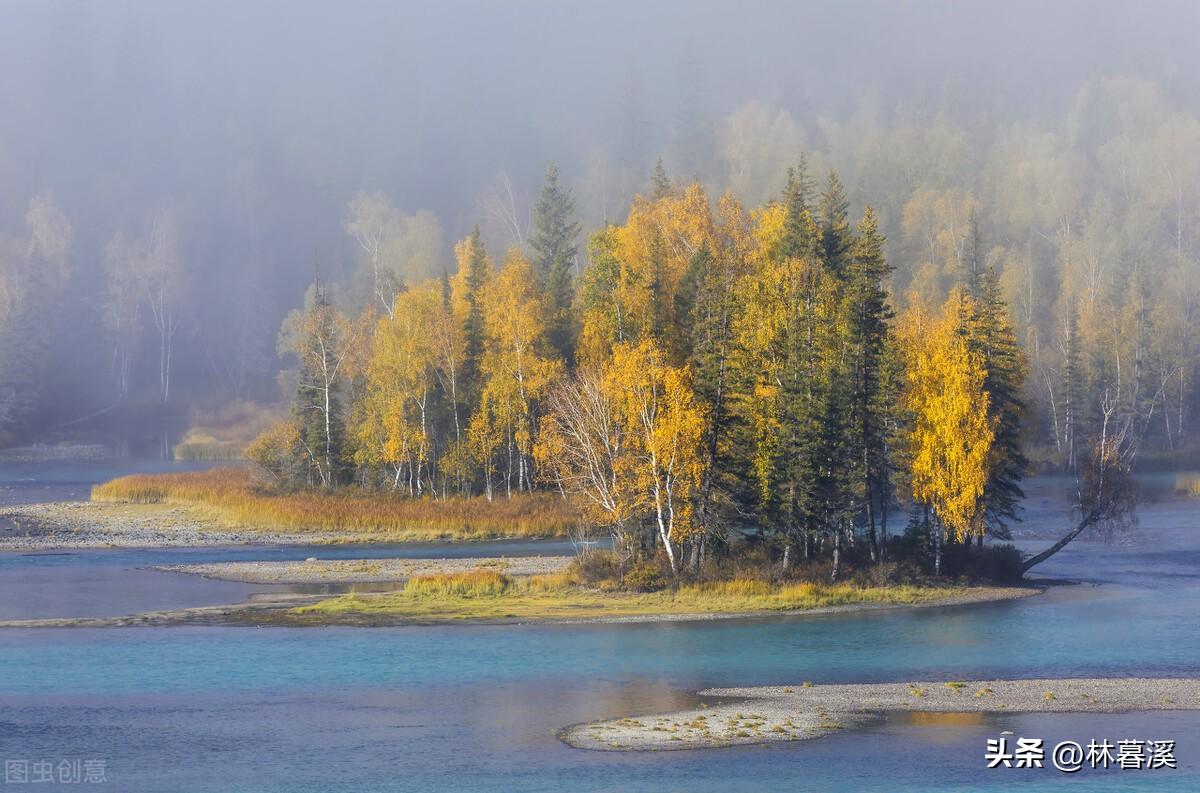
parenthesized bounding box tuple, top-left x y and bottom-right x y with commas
(3, 0, 1200, 475)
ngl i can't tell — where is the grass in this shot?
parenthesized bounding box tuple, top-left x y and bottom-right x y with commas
(1175, 473, 1200, 498)
(293, 568, 975, 621)
(91, 468, 577, 541)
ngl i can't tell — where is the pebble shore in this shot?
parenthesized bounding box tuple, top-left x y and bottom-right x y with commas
(561, 678, 1200, 751)
(0, 501, 349, 549)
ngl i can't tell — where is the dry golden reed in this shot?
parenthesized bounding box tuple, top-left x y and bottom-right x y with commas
(91, 468, 577, 540)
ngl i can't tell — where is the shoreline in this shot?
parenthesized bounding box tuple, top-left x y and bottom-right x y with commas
(0, 500, 564, 550)
(154, 555, 574, 584)
(561, 677, 1200, 751)
(0, 582, 1041, 629)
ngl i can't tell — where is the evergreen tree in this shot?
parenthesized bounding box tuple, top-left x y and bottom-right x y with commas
(966, 263, 1029, 539)
(781, 156, 816, 258)
(779, 261, 843, 569)
(460, 227, 490, 410)
(676, 240, 744, 565)
(528, 162, 581, 363)
(845, 207, 895, 560)
(650, 156, 673, 199)
(817, 170, 853, 278)
(960, 208, 983, 295)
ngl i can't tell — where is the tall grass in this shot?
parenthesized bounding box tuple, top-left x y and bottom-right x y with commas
(404, 570, 513, 597)
(91, 468, 577, 540)
(301, 568, 965, 620)
(1175, 473, 1200, 497)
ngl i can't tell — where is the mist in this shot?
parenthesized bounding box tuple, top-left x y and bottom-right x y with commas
(1, 0, 1198, 454)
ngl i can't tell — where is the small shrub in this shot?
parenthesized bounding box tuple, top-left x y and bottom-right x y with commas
(623, 559, 667, 592)
(575, 550, 621, 585)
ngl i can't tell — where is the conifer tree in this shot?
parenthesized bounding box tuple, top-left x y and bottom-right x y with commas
(650, 156, 673, 199)
(818, 170, 853, 278)
(528, 162, 581, 363)
(845, 207, 894, 560)
(458, 227, 490, 410)
(967, 264, 1028, 539)
(781, 156, 816, 257)
(958, 216, 1028, 539)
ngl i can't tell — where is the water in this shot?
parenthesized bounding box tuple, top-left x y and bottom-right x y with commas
(0, 461, 1197, 791)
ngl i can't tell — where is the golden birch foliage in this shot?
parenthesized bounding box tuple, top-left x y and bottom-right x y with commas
(605, 340, 707, 545)
(899, 293, 995, 541)
(449, 232, 492, 324)
(714, 191, 755, 259)
(352, 284, 441, 479)
(611, 183, 718, 349)
(471, 250, 563, 474)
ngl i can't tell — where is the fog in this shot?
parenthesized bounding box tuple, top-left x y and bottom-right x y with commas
(1, 0, 1198, 444)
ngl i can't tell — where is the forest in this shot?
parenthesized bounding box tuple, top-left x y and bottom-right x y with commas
(240, 157, 1142, 581)
(0, 3, 1193, 581)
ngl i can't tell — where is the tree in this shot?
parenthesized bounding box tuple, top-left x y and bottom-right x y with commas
(453, 228, 492, 414)
(538, 340, 705, 575)
(281, 284, 357, 488)
(142, 212, 185, 403)
(818, 171, 853, 279)
(353, 284, 441, 494)
(899, 293, 995, 574)
(965, 258, 1030, 539)
(675, 194, 753, 565)
(528, 162, 581, 362)
(472, 250, 563, 498)
(650, 157, 673, 199)
(844, 207, 895, 560)
(610, 183, 718, 360)
(101, 233, 142, 401)
(781, 156, 817, 258)
(729, 200, 847, 571)
(100, 210, 183, 404)
(0, 194, 72, 435)
(605, 340, 706, 576)
(1021, 391, 1138, 573)
(537, 369, 636, 544)
(344, 193, 443, 317)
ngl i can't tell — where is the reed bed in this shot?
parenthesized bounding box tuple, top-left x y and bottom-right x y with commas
(91, 468, 577, 540)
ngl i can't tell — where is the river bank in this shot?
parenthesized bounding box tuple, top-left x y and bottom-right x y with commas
(0, 496, 575, 549)
(0, 501, 350, 548)
(155, 554, 574, 584)
(561, 677, 1200, 751)
(0, 577, 1039, 629)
